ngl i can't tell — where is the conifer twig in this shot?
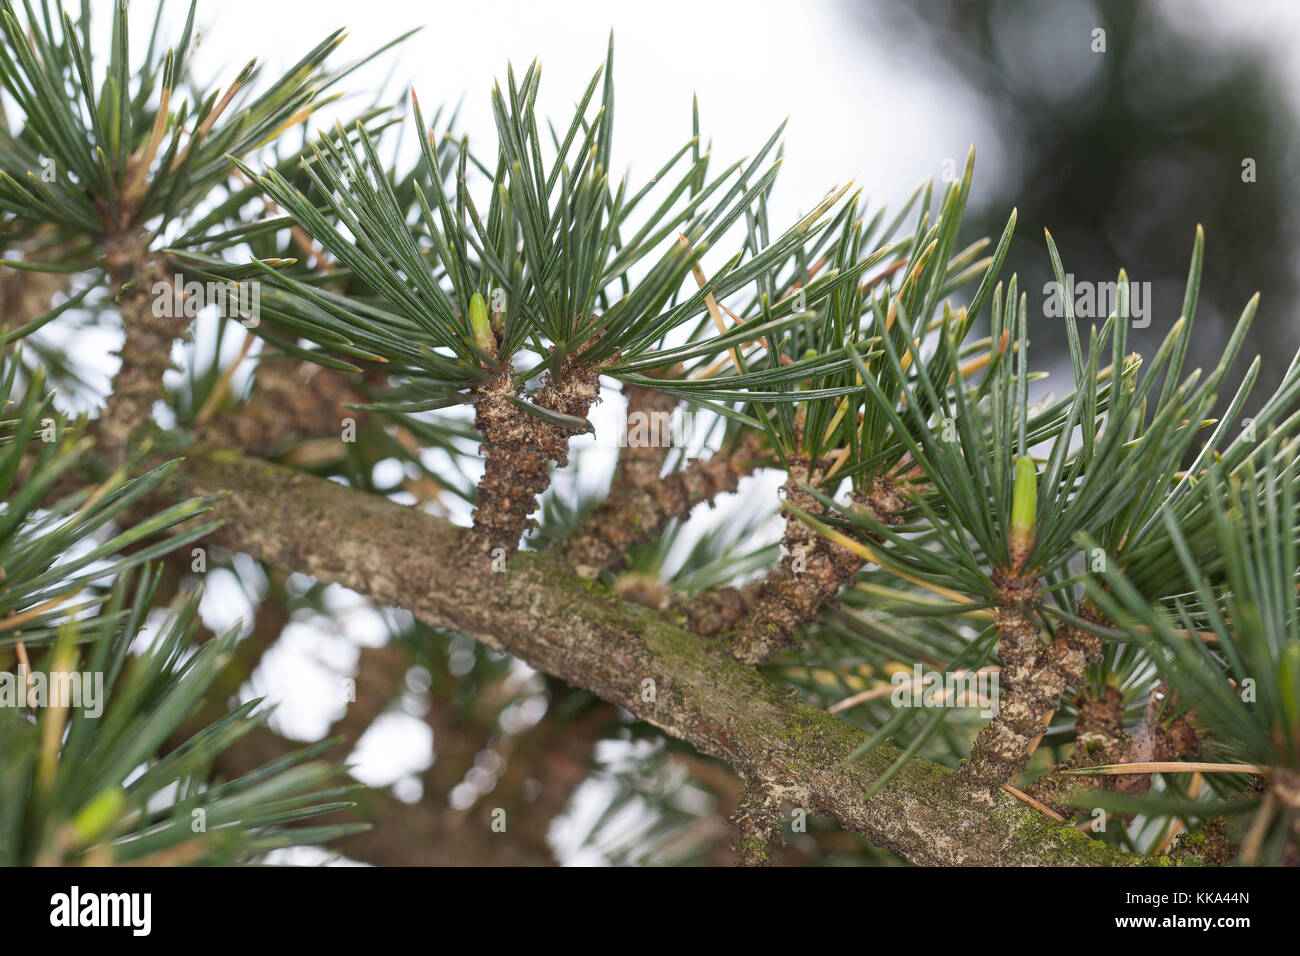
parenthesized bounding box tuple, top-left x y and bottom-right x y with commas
(729, 466, 906, 665)
(566, 430, 765, 578)
(464, 350, 603, 563)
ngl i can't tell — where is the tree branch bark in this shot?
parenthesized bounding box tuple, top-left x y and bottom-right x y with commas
(566, 430, 764, 578)
(173, 447, 1145, 866)
(100, 241, 186, 463)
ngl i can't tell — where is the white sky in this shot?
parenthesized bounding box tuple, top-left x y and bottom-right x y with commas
(147, 0, 1003, 222)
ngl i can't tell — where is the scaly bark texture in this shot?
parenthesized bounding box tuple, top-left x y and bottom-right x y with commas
(675, 583, 761, 635)
(1112, 682, 1200, 797)
(610, 383, 679, 495)
(1027, 684, 1131, 816)
(199, 356, 367, 457)
(1028, 679, 1202, 818)
(731, 782, 783, 866)
(1171, 816, 1237, 865)
(465, 367, 552, 561)
(99, 237, 186, 462)
(464, 356, 601, 563)
(174, 448, 1144, 866)
(730, 467, 905, 666)
(960, 589, 1104, 802)
(566, 430, 764, 578)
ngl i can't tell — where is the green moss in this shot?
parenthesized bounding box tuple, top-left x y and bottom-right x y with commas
(736, 836, 770, 863)
(778, 720, 811, 741)
(175, 446, 1163, 866)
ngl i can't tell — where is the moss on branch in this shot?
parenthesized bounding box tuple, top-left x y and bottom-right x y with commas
(176, 447, 1148, 867)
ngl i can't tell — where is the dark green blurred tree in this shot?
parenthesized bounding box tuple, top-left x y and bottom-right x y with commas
(856, 0, 1299, 397)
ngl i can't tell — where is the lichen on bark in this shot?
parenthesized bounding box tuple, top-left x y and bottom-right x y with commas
(174, 448, 1147, 866)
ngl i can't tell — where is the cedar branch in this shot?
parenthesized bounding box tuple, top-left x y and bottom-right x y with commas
(174, 448, 1145, 866)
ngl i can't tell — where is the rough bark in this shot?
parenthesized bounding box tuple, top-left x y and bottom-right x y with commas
(197, 356, 367, 457)
(1114, 682, 1201, 797)
(731, 782, 783, 866)
(609, 383, 679, 495)
(172, 447, 1145, 866)
(465, 357, 601, 563)
(566, 430, 765, 579)
(960, 589, 1104, 802)
(1027, 684, 1131, 816)
(1026, 679, 1202, 818)
(99, 238, 187, 463)
(730, 468, 904, 665)
(674, 583, 761, 636)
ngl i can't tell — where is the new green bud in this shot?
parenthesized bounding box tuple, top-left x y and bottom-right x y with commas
(469, 292, 496, 358)
(71, 787, 125, 845)
(1009, 454, 1037, 574)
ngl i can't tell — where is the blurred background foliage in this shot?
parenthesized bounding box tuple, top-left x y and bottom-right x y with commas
(855, 0, 1300, 403)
